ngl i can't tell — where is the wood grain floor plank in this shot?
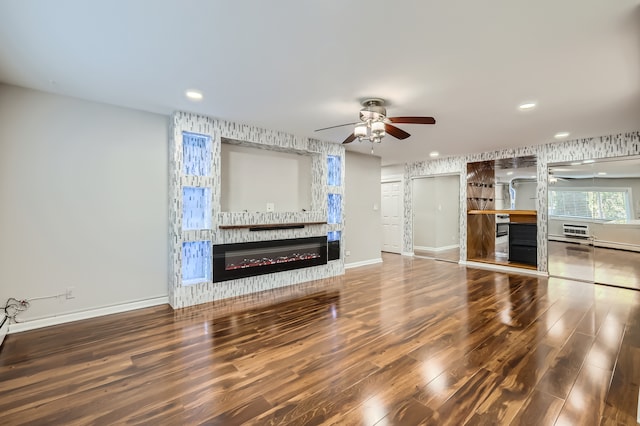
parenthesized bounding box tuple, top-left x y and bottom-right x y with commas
(430, 367, 504, 425)
(535, 331, 595, 399)
(554, 363, 612, 426)
(601, 367, 640, 425)
(510, 389, 564, 426)
(374, 397, 435, 426)
(471, 342, 559, 424)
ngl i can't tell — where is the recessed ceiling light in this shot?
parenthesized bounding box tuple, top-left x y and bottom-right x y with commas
(506, 171, 514, 176)
(185, 90, 203, 101)
(597, 172, 607, 176)
(570, 162, 581, 166)
(530, 175, 536, 179)
(518, 102, 537, 110)
(583, 159, 595, 164)
(429, 151, 439, 158)
(554, 132, 570, 139)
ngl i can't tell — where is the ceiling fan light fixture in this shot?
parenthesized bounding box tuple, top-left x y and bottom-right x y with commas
(371, 120, 385, 135)
(354, 123, 368, 138)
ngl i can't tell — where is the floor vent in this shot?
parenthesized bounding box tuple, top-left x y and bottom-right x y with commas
(562, 223, 589, 238)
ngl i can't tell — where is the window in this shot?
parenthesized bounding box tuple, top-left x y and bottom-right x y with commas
(548, 188, 631, 220)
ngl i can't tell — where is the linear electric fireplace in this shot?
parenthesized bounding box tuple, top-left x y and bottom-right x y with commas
(213, 236, 328, 282)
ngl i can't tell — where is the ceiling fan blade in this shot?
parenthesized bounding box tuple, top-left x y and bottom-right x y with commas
(388, 116, 436, 125)
(385, 124, 411, 140)
(314, 122, 359, 132)
(342, 133, 357, 144)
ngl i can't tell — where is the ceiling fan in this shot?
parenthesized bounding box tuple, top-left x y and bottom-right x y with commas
(315, 98, 436, 144)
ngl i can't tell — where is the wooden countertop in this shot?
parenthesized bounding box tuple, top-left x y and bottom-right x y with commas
(467, 209, 537, 215)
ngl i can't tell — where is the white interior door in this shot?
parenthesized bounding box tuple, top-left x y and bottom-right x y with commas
(381, 181, 402, 253)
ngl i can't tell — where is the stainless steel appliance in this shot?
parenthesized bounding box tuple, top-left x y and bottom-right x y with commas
(495, 214, 510, 257)
(496, 214, 510, 237)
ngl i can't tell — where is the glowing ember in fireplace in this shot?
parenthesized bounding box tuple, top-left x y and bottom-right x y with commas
(226, 253, 322, 270)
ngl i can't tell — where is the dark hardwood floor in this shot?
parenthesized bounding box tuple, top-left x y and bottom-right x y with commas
(1, 254, 639, 425)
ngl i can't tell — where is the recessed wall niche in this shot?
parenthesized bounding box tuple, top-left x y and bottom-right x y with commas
(183, 132, 212, 176)
(220, 140, 313, 213)
(182, 187, 211, 230)
(181, 241, 212, 286)
(328, 193, 342, 224)
(327, 155, 341, 186)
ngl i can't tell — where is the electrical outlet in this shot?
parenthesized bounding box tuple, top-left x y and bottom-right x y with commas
(65, 287, 75, 299)
(266, 203, 274, 212)
(346, 250, 351, 256)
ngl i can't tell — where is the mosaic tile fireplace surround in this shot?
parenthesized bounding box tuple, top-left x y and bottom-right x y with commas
(169, 112, 345, 309)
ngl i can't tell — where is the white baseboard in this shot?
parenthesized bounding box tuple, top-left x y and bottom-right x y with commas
(593, 240, 640, 252)
(637, 388, 640, 424)
(414, 244, 460, 252)
(0, 315, 8, 347)
(8, 296, 169, 334)
(461, 260, 548, 277)
(402, 251, 415, 256)
(345, 258, 383, 269)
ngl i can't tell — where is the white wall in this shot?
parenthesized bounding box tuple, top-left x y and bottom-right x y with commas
(0, 84, 169, 322)
(412, 178, 436, 248)
(412, 175, 459, 250)
(514, 181, 537, 210)
(345, 152, 381, 265)
(220, 143, 312, 212)
(381, 164, 404, 180)
(436, 175, 460, 247)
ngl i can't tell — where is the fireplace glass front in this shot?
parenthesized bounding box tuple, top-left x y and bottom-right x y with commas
(213, 236, 328, 282)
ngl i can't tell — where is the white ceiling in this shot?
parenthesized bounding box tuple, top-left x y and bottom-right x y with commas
(1, 1, 639, 166)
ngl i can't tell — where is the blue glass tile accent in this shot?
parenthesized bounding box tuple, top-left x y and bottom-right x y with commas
(183, 132, 212, 176)
(327, 155, 341, 186)
(182, 241, 212, 285)
(328, 230, 341, 242)
(328, 193, 342, 224)
(182, 187, 211, 230)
